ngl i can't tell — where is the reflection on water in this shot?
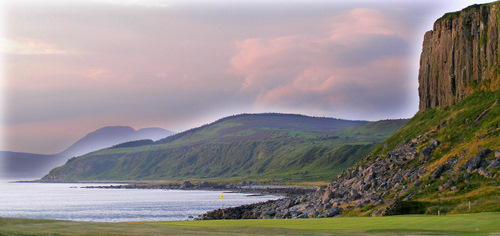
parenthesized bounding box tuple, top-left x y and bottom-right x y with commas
(0, 181, 279, 222)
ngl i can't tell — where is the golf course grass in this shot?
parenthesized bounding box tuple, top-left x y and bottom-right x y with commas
(1, 212, 499, 235)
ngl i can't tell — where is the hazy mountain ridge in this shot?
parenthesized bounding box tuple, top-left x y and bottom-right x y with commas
(59, 126, 175, 157)
(42, 114, 406, 181)
(0, 152, 66, 179)
(1, 126, 174, 179)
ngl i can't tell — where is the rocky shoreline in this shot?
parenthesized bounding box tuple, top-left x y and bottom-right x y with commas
(197, 130, 500, 220)
(82, 181, 316, 197)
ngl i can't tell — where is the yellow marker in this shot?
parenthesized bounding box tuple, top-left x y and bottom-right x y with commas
(220, 193, 224, 200)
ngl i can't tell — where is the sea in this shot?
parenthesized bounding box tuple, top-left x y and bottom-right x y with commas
(0, 180, 280, 222)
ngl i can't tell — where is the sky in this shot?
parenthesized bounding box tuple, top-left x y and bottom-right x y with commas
(0, 0, 495, 154)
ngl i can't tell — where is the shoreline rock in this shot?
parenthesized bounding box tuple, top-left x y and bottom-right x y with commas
(82, 181, 315, 197)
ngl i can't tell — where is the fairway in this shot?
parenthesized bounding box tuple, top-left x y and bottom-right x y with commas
(1, 213, 499, 235)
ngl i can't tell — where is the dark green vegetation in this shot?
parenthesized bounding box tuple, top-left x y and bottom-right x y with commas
(43, 114, 406, 182)
(1, 213, 498, 235)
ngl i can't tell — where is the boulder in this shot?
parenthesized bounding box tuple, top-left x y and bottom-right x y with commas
(420, 147, 432, 161)
(463, 155, 482, 173)
(487, 159, 500, 169)
(430, 138, 440, 149)
(297, 213, 307, 219)
(322, 189, 334, 203)
(431, 164, 446, 179)
(351, 181, 363, 191)
(478, 148, 492, 158)
(477, 167, 492, 178)
(262, 210, 275, 218)
(333, 189, 345, 198)
(350, 189, 361, 200)
(323, 207, 341, 217)
(284, 199, 296, 208)
(315, 186, 326, 198)
(180, 181, 194, 189)
(307, 211, 319, 218)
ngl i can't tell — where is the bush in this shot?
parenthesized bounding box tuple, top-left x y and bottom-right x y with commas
(384, 200, 428, 215)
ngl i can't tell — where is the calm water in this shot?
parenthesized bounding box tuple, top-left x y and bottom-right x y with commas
(0, 181, 279, 222)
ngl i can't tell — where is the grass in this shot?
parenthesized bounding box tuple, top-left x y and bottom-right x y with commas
(366, 90, 499, 163)
(337, 89, 500, 217)
(1, 213, 499, 235)
(45, 116, 405, 182)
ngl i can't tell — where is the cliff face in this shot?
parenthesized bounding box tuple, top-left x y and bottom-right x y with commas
(199, 3, 500, 220)
(419, 3, 500, 111)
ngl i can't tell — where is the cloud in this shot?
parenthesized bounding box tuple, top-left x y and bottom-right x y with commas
(3, 1, 434, 154)
(229, 8, 415, 120)
(93, 0, 170, 8)
(1, 38, 78, 55)
(230, 35, 326, 91)
(328, 8, 410, 42)
(254, 57, 412, 119)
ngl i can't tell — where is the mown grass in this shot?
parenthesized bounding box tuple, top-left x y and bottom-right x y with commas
(1, 213, 499, 235)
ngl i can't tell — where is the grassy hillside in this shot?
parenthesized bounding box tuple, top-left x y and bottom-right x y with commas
(42, 114, 406, 182)
(368, 91, 499, 162)
(1, 213, 498, 235)
(155, 113, 366, 146)
(348, 89, 500, 216)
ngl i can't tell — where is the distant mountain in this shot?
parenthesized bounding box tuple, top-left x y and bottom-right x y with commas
(42, 114, 407, 182)
(0, 151, 66, 179)
(1, 126, 174, 179)
(59, 126, 175, 157)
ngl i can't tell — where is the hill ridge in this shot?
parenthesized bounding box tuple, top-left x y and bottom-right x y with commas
(156, 113, 367, 146)
(198, 2, 500, 220)
(41, 114, 405, 181)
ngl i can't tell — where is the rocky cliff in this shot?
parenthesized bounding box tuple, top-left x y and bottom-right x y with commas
(200, 3, 500, 220)
(419, 3, 500, 110)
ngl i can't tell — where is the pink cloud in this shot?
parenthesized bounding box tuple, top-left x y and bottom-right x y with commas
(229, 8, 414, 119)
(2, 37, 79, 55)
(328, 8, 410, 43)
(230, 35, 327, 91)
(3, 2, 431, 154)
(253, 55, 413, 119)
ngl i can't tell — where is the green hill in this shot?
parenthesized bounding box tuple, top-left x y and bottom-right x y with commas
(198, 3, 500, 220)
(197, 91, 499, 220)
(353, 89, 500, 216)
(42, 114, 406, 182)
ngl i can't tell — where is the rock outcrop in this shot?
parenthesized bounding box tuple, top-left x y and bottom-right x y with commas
(418, 3, 500, 110)
(199, 133, 498, 220)
(199, 2, 500, 220)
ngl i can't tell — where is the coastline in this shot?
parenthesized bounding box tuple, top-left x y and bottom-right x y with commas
(81, 181, 316, 197)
